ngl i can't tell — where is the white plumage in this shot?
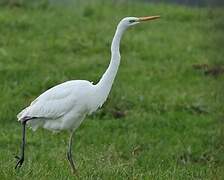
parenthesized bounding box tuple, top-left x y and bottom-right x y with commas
(17, 80, 101, 131)
(15, 16, 160, 173)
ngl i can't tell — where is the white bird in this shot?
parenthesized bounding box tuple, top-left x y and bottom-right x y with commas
(15, 15, 160, 173)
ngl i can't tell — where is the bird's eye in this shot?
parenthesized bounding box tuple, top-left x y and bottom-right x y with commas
(129, 20, 135, 23)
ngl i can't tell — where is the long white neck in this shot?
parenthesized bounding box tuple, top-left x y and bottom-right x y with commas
(95, 23, 126, 104)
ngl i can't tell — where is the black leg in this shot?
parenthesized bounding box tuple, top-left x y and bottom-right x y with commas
(15, 121, 27, 169)
(66, 131, 76, 174)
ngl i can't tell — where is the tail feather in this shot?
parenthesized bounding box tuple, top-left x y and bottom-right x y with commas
(17, 107, 29, 121)
(17, 107, 43, 131)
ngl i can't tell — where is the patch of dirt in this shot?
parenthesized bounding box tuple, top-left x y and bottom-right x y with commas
(204, 66, 224, 77)
(192, 63, 224, 77)
(111, 108, 126, 119)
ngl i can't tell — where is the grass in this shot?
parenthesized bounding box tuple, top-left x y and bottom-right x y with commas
(0, 1, 224, 179)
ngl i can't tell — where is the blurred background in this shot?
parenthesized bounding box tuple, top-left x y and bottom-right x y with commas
(1, 0, 224, 7)
(0, 0, 223, 179)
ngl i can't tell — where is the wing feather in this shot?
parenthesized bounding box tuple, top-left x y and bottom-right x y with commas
(17, 81, 78, 121)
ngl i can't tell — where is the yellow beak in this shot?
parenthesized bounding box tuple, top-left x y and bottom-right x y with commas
(138, 16, 160, 22)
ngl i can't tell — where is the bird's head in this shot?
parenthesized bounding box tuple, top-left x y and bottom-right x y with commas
(119, 16, 160, 28)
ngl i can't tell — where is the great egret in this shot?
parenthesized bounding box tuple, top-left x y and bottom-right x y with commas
(15, 16, 160, 173)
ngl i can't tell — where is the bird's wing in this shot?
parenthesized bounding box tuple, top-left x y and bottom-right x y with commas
(17, 82, 77, 121)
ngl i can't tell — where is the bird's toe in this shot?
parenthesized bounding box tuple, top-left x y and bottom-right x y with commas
(15, 157, 24, 169)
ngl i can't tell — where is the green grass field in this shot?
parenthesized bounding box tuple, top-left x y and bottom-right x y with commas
(0, 1, 224, 179)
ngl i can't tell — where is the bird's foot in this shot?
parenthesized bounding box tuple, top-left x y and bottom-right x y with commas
(15, 155, 24, 169)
